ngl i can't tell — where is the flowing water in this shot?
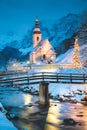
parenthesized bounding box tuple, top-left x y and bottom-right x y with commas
(0, 87, 87, 130)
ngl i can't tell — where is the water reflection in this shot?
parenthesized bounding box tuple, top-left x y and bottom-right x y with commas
(45, 104, 61, 130)
(46, 104, 61, 124)
(1, 88, 87, 130)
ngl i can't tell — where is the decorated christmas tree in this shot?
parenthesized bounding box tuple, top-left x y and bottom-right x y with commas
(72, 38, 82, 68)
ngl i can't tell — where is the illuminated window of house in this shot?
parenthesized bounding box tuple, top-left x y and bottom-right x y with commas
(37, 37, 39, 41)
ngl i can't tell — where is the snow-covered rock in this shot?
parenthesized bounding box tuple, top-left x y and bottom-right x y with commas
(0, 102, 7, 114)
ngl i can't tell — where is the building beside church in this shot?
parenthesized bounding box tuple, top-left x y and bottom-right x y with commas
(30, 19, 56, 64)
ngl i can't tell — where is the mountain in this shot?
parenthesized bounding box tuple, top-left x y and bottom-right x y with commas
(57, 16, 87, 67)
(0, 13, 84, 50)
(73, 18, 87, 67)
(50, 13, 82, 47)
(0, 12, 87, 69)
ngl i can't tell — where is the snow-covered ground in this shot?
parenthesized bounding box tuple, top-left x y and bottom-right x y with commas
(56, 49, 73, 64)
(57, 44, 87, 67)
(0, 112, 17, 130)
(21, 83, 86, 101)
(28, 66, 87, 74)
(58, 67, 87, 74)
(0, 102, 17, 130)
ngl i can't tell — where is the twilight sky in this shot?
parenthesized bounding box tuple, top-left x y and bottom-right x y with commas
(0, 0, 87, 39)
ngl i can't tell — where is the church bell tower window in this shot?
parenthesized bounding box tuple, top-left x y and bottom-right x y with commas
(37, 37, 39, 41)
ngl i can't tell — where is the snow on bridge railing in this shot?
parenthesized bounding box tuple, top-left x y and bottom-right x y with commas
(28, 72, 87, 77)
(0, 72, 87, 87)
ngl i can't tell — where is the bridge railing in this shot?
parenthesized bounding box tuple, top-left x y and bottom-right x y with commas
(0, 72, 87, 86)
(0, 72, 87, 87)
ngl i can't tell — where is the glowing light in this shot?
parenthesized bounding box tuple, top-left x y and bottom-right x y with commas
(13, 63, 17, 67)
(51, 56, 54, 60)
(22, 94, 32, 105)
(72, 38, 82, 68)
(27, 61, 30, 65)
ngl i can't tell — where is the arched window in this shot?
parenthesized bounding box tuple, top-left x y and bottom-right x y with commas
(37, 37, 39, 41)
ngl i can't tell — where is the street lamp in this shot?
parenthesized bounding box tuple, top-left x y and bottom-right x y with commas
(13, 63, 16, 68)
(26, 61, 31, 70)
(13, 63, 18, 71)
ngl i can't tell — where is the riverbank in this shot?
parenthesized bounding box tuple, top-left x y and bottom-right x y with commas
(0, 85, 87, 130)
(0, 102, 17, 130)
(0, 65, 87, 130)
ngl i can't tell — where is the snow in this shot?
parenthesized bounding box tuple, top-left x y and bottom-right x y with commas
(33, 28, 41, 32)
(56, 49, 73, 63)
(0, 112, 17, 130)
(0, 66, 87, 129)
(80, 44, 87, 50)
(27, 66, 87, 101)
(22, 83, 86, 102)
(56, 43, 87, 67)
(0, 102, 7, 114)
(28, 64, 87, 74)
(0, 102, 17, 130)
(51, 13, 82, 47)
(58, 67, 87, 74)
(0, 13, 83, 51)
(80, 44, 87, 67)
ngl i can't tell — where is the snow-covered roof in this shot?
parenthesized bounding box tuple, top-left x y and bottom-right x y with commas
(47, 49, 56, 55)
(31, 39, 56, 55)
(34, 42, 42, 51)
(36, 19, 38, 22)
(33, 28, 40, 32)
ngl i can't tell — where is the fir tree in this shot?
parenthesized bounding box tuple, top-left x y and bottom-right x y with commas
(72, 38, 82, 68)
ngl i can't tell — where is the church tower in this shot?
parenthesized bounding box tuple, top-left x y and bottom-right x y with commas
(33, 19, 42, 47)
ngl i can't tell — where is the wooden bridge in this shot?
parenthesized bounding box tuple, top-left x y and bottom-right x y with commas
(0, 71, 87, 106)
(0, 72, 87, 87)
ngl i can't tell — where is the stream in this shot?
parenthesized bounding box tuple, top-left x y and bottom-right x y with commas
(0, 87, 87, 130)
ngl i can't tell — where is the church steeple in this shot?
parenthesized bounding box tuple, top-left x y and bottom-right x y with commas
(33, 19, 42, 47)
(35, 19, 39, 28)
(33, 19, 41, 34)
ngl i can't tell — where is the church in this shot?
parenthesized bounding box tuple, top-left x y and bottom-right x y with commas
(30, 19, 56, 64)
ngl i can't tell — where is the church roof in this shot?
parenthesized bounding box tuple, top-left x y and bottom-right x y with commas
(31, 39, 56, 54)
(34, 41, 42, 51)
(33, 28, 41, 34)
(33, 28, 40, 32)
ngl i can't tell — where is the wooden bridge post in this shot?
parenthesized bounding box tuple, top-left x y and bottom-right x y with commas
(70, 74, 72, 83)
(10, 81, 13, 87)
(39, 82, 49, 106)
(83, 74, 85, 83)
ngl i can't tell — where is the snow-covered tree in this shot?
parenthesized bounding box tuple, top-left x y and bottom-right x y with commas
(72, 38, 82, 68)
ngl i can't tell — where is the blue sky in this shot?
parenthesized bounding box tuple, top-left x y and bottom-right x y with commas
(0, 0, 87, 38)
